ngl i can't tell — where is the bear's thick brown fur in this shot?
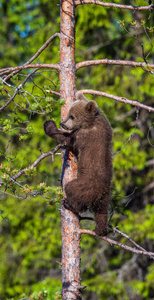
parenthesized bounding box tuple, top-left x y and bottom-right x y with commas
(44, 92, 112, 236)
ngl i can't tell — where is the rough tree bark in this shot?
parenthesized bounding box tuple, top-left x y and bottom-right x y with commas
(60, 0, 82, 299)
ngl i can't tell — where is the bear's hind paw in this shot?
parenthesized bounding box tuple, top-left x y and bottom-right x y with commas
(94, 228, 108, 236)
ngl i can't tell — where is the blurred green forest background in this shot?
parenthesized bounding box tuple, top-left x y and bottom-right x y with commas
(0, 0, 154, 299)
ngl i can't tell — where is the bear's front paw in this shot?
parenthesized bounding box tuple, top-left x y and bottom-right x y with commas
(44, 120, 58, 137)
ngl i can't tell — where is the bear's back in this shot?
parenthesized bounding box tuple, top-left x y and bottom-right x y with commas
(74, 113, 112, 184)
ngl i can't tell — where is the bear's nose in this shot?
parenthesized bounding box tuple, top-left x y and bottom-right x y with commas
(60, 122, 65, 129)
(60, 122, 68, 130)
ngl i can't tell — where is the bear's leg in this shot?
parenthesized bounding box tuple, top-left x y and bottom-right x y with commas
(64, 178, 92, 213)
(92, 194, 110, 236)
(94, 211, 108, 236)
(63, 198, 87, 213)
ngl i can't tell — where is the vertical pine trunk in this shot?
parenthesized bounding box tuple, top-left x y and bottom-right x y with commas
(59, 1, 82, 299)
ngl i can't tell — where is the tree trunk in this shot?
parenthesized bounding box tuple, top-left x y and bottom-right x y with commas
(60, 1, 82, 299)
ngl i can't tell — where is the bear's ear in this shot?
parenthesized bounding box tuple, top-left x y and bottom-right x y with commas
(76, 92, 88, 102)
(85, 101, 98, 114)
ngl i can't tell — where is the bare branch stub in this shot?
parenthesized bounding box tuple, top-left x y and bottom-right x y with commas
(46, 90, 61, 97)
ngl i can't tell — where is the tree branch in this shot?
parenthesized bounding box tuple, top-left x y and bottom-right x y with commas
(80, 218, 154, 258)
(80, 229, 154, 259)
(76, 59, 154, 70)
(13, 143, 64, 180)
(111, 226, 154, 258)
(143, 181, 154, 193)
(78, 89, 154, 112)
(75, 0, 154, 11)
(0, 63, 59, 77)
(0, 143, 64, 187)
(23, 33, 60, 66)
(2, 33, 60, 81)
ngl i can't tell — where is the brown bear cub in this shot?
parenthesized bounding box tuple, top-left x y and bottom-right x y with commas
(44, 92, 112, 236)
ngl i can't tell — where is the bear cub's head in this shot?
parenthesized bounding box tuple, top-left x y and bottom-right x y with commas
(61, 92, 98, 131)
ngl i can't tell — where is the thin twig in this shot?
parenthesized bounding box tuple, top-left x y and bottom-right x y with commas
(78, 89, 154, 112)
(46, 90, 61, 97)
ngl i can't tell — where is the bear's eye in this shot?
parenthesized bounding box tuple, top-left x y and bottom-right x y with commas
(70, 115, 75, 120)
